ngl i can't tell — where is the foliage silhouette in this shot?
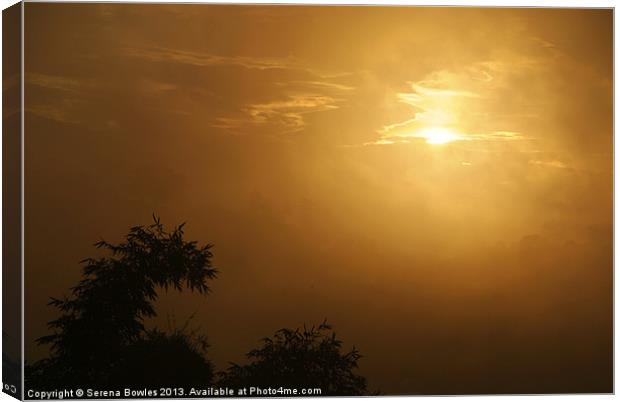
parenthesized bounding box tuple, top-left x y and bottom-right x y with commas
(27, 216, 217, 389)
(109, 326, 214, 388)
(26, 217, 371, 395)
(218, 321, 368, 396)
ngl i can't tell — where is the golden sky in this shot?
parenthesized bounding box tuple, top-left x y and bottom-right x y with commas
(24, 5, 612, 394)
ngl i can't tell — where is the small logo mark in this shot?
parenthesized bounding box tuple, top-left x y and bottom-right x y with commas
(3, 383, 17, 394)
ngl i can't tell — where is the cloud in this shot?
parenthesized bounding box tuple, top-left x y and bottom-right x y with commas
(397, 84, 479, 103)
(121, 46, 360, 135)
(25, 47, 356, 137)
(468, 131, 527, 141)
(26, 102, 81, 124)
(124, 46, 299, 71)
(529, 159, 569, 169)
(26, 73, 84, 92)
(213, 94, 340, 133)
(137, 79, 179, 95)
(530, 36, 557, 49)
(25, 74, 88, 124)
(23, 73, 103, 125)
(275, 80, 355, 91)
(362, 61, 538, 147)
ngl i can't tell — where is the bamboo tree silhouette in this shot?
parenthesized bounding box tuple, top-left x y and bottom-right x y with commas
(27, 216, 217, 388)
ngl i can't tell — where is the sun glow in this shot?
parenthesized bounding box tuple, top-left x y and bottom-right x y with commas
(420, 127, 461, 145)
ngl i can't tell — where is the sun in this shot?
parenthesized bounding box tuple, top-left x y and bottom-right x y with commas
(420, 127, 461, 145)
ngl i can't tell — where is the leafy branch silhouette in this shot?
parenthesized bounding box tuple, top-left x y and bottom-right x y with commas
(28, 216, 217, 388)
(26, 216, 370, 395)
(219, 320, 368, 395)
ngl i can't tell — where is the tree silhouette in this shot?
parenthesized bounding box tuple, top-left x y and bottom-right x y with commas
(218, 321, 368, 396)
(109, 326, 214, 388)
(26, 217, 371, 395)
(27, 216, 217, 389)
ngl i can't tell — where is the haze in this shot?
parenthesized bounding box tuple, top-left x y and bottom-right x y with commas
(24, 5, 612, 394)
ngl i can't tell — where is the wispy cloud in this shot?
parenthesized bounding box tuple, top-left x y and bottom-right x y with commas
(137, 79, 179, 94)
(26, 73, 84, 92)
(124, 46, 299, 71)
(275, 80, 355, 92)
(26, 101, 81, 124)
(213, 94, 340, 133)
(468, 131, 526, 141)
(397, 84, 479, 104)
(529, 159, 568, 169)
(25, 74, 87, 123)
(362, 62, 532, 147)
(125, 46, 357, 135)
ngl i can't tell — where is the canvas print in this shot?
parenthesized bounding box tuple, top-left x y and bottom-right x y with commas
(2, 3, 613, 399)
